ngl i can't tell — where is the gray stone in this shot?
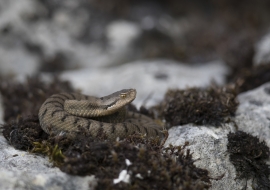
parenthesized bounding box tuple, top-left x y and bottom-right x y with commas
(165, 82, 270, 190)
(0, 0, 149, 74)
(254, 32, 270, 65)
(0, 94, 4, 124)
(0, 0, 40, 77)
(0, 135, 96, 190)
(0, 47, 39, 77)
(235, 82, 270, 147)
(164, 124, 245, 190)
(60, 59, 228, 107)
(0, 0, 118, 76)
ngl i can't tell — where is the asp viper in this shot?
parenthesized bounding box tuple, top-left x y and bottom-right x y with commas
(38, 89, 167, 143)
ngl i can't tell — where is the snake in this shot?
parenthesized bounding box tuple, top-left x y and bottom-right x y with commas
(38, 89, 166, 142)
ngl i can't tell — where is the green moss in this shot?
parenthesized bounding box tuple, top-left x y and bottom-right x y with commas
(32, 142, 65, 165)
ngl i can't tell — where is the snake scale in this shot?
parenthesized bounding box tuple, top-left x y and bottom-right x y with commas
(39, 89, 166, 142)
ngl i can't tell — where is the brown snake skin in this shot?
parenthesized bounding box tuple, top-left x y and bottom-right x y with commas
(38, 89, 166, 142)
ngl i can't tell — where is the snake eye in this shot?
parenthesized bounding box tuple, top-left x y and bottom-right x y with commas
(120, 93, 127, 98)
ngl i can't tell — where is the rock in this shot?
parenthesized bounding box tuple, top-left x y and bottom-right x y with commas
(0, 0, 136, 75)
(0, 47, 39, 77)
(235, 82, 270, 146)
(61, 59, 228, 107)
(0, 135, 96, 190)
(0, 0, 40, 77)
(164, 124, 244, 190)
(0, 92, 4, 124)
(0, 0, 153, 73)
(165, 82, 270, 190)
(106, 21, 141, 51)
(254, 33, 270, 65)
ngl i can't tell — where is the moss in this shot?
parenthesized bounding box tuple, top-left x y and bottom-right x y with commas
(223, 34, 255, 83)
(159, 85, 238, 127)
(2, 115, 48, 150)
(3, 118, 211, 189)
(0, 76, 75, 150)
(0, 76, 75, 122)
(132, 29, 184, 61)
(2, 117, 208, 189)
(234, 64, 270, 93)
(39, 52, 68, 72)
(227, 131, 270, 189)
(57, 131, 211, 190)
(32, 142, 65, 165)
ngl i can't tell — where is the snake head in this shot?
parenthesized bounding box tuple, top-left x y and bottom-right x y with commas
(63, 89, 137, 118)
(101, 89, 136, 112)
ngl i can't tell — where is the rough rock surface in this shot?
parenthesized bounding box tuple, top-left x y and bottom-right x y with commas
(61, 60, 228, 107)
(165, 82, 270, 190)
(0, 94, 4, 124)
(235, 82, 270, 147)
(254, 33, 270, 65)
(165, 124, 242, 190)
(0, 134, 96, 190)
(0, 0, 148, 77)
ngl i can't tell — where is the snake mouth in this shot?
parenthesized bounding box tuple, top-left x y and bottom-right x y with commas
(105, 100, 118, 110)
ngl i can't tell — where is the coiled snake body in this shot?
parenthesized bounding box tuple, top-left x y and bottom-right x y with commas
(39, 89, 165, 142)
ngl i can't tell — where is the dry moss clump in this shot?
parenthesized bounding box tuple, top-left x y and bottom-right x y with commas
(2, 115, 48, 150)
(227, 131, 270, 190)
(54, 131, 211, 190)
(234, 64, 270, 93)
(162, 86, 238, 127)
(0, 76, 76, 150)
(2, 116, 212, 190)
(39, 52, 68, 72)
(0, 76, 75, 122)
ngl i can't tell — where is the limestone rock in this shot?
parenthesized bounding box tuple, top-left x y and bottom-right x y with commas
(61, 59, 228, 107)
(165, 82, 270, 190)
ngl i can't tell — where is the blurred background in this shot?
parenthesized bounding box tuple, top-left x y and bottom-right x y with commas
(1, 0, 270, 105)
